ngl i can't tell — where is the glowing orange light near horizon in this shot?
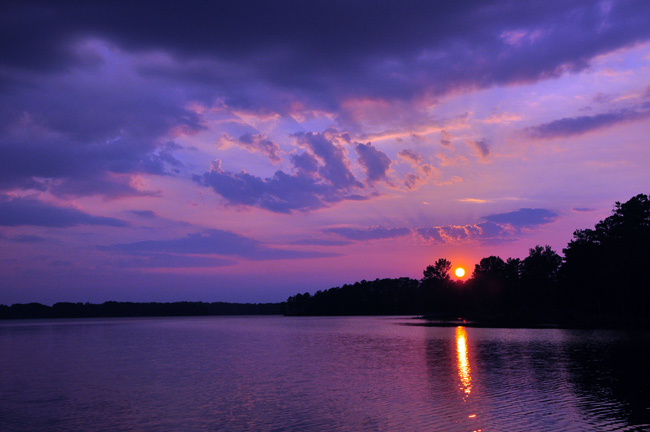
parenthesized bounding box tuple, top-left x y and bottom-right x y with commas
(455, 267, 466, 278)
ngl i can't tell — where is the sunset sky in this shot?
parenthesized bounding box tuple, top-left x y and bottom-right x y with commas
(1, 0, 650, 305)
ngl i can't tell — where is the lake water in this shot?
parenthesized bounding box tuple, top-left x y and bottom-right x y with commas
(1, 316, 650, 431)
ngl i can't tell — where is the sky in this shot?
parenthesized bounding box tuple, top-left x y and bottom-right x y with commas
(1, 0, 650, 305)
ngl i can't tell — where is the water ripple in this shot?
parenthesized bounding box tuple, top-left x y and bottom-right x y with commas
(1, 317, 650, 431)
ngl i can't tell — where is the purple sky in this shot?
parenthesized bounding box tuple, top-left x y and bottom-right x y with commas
(1, 0, 649, 304)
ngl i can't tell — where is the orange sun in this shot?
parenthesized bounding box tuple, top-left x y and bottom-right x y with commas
(455, 267, 466, 278)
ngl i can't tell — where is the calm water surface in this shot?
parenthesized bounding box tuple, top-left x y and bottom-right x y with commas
(1, 316, 650, 431)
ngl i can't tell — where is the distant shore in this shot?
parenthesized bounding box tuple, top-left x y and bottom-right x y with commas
(0, 301, 283, 320)
(3, 302, 650, 331)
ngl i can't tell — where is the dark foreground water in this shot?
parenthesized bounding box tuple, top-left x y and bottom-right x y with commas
(1, 317, 650, 431)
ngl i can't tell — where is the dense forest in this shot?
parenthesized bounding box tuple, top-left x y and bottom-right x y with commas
(0, 301, 282, 319)
(284, 194, 650, 327)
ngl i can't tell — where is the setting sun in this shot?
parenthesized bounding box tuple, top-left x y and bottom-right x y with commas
(455, 267, 466, 278)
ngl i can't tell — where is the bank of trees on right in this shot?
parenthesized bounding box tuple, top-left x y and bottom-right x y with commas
(562, 193, 650, 322)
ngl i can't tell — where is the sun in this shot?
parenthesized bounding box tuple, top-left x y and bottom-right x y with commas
(455, 267, 466, 278)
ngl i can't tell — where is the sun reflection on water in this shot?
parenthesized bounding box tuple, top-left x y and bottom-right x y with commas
(456, 326, 472, 397)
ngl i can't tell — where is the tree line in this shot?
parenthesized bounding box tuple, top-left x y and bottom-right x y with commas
(284, 193, 650, 327)
(0, 301, 282, 319)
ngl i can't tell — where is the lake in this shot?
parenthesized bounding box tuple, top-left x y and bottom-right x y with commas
(1, 316, 649, 431)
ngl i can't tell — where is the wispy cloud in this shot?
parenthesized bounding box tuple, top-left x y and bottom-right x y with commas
(105, 229, 337, 263)
(526, 109, 650, 139)
(324, 226, 411, 241)
(458, 198, 490, 203)
(482, 208, 558, 228)
(218, 133, 282, 163)
(0, 196, 127, 228)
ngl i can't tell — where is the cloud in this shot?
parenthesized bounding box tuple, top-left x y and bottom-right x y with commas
(2, 1, 649, 204)
(294, 131, 360, 189)
(324, 226, 411, 241)
(440, 130, 452, 146)
(415, 209, 556, 245)
(482, 208, 558, 228)
(129, 210, 157, 219)
(0, 195, 127, 227)
(291, 238, 353, 246)
(458, 198, 490, 203)
(471, 138, 490, 158)
(572, 207, 596, 212)
(105, 229, 337, 261)
(416, 221, 509, 244)
(416, 227, 445, 243)
(197, 129, 370, 213)
(4, 1, 649, 114)
(5, 234, 50, 243)
(114, 253, 235, 269)
(397, 149, 436, 190)
(397, 149, 424, 164)
(525, 109, 650, 139)
(355, 142, 391, 184)
(0, 44, 202, 198)
(219, 133, 281, 163)
(195, 159, 364, 214)
(481, 112, 522, 124)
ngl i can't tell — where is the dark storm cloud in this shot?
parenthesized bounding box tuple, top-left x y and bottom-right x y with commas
(3, 0, 649, 109)
(355, 143, 391, 184)
(324, 226, 411, 241)
(526, 109, 650, 139)
(105, 229, 336, 261)
(482, 208, 558, 228)
(0, 195, 127, 227)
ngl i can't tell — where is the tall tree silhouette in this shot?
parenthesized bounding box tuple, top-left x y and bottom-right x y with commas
(521, 245, 562, 312)
(423, 258, 452, 281)
(562, 193, 650, 321)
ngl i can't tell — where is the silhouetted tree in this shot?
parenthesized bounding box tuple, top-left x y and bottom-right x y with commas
(423, 258, 452, 281)
(521, 245, 562, 313)
(504, 257, 522, 281)
(562, 193, 650, 322)
(522, 245, 562, 282)
(469, 256, 508, 312)
(473, 256, 507, 278)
